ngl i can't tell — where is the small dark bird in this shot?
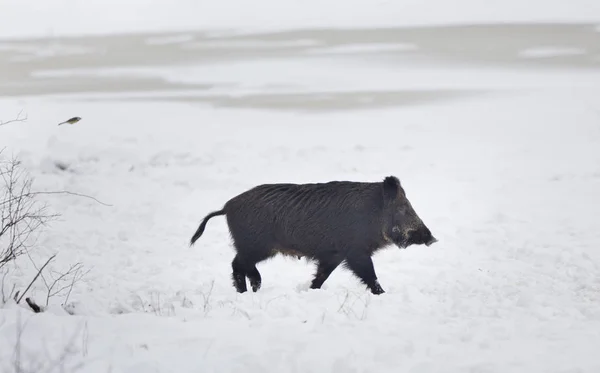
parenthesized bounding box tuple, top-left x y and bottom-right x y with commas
(57, 116, 81, 126)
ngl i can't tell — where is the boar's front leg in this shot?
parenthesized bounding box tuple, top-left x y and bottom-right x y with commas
(344, 252, 385, 295)
(310, 255, 343, 290)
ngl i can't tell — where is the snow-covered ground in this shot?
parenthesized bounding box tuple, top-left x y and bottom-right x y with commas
(1, 1, 600, 372)
(2, 0, 600, 38)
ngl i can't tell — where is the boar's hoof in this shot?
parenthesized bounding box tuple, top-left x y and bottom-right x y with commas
(251, 280, 261, 292)
(370, 282, 385, 295)
(233, 274, 247, 293)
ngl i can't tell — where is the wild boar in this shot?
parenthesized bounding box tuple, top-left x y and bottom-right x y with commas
(189, 176, 437, 295)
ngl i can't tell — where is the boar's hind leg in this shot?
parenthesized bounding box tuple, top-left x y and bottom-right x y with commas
(231, 253, 266, 293)
(310, 256, 343, 290)
(344, 253, 385, 295)
(231, 255, 248, 293)
(246, 264, 262, 292)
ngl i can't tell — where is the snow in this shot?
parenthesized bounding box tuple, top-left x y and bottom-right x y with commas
(2, 1, 600, 372)
(518, 47, 588, 58)
(181, 39, 324, 50)
(305, 43, 420, 54)
(1, 0, 600, 39)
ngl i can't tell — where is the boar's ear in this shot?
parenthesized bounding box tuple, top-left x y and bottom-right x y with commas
(382, 176, 401, 201)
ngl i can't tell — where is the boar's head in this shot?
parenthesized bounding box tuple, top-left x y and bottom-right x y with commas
(382, 176, 437, 249)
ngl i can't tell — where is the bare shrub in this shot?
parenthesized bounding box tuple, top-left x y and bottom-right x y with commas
(336, 289, 372, 320)
(1, 114, 107, 312)
(1, 151, 58, 270)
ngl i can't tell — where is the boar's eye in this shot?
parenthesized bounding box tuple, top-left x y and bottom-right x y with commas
(396, 205, 408, 216)
(392, 226, 400, 233)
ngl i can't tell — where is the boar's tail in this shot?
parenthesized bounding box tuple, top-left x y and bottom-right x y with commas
(189, 209, 226, 246)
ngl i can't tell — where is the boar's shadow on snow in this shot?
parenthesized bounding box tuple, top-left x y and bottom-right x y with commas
(189, 176, 437, 295)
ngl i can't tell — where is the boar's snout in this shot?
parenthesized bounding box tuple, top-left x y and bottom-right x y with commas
(392, 224, 438, 249)
(410, 225, 438, 248)
(425, 236, 438, 247)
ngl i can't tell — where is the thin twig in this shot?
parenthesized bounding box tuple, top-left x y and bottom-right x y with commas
(201, 280, 215, 315)
(16, 254, 56, 304)
(64, 265, 90, 305)
(32, 191, 112, 207)
(1, 190, 112, 208)
(0, 109, 27, 127)
(14, 311, 22, 373)
(1, 269, 17, 304)
(44, 262, 89, 306)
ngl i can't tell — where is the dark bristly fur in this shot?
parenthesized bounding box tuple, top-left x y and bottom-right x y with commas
(189, 176, 437, 295)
